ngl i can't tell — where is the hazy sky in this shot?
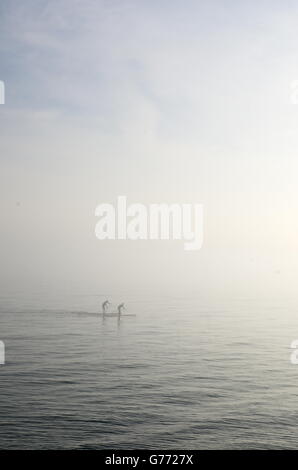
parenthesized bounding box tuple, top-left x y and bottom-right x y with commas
(1, 0, 298, 297)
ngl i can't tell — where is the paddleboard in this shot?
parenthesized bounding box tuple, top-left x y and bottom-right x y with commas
(73, 311, 136, 317)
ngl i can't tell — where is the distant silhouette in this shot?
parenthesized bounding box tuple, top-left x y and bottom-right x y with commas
(117, 303, 125, 315)
(102, 300, 110, 314)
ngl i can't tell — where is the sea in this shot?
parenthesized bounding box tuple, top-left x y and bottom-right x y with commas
(0, 292, 298, 449)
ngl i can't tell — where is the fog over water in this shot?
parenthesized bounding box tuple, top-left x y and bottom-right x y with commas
(1, 293, 298, 449)
(1, 1, 298, 298)
(1, 0, 298, 449)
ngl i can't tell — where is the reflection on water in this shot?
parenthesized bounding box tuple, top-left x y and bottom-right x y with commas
(0, 294, 298, 449)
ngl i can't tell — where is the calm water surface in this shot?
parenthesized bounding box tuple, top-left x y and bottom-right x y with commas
(0, 293, 298, 449)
